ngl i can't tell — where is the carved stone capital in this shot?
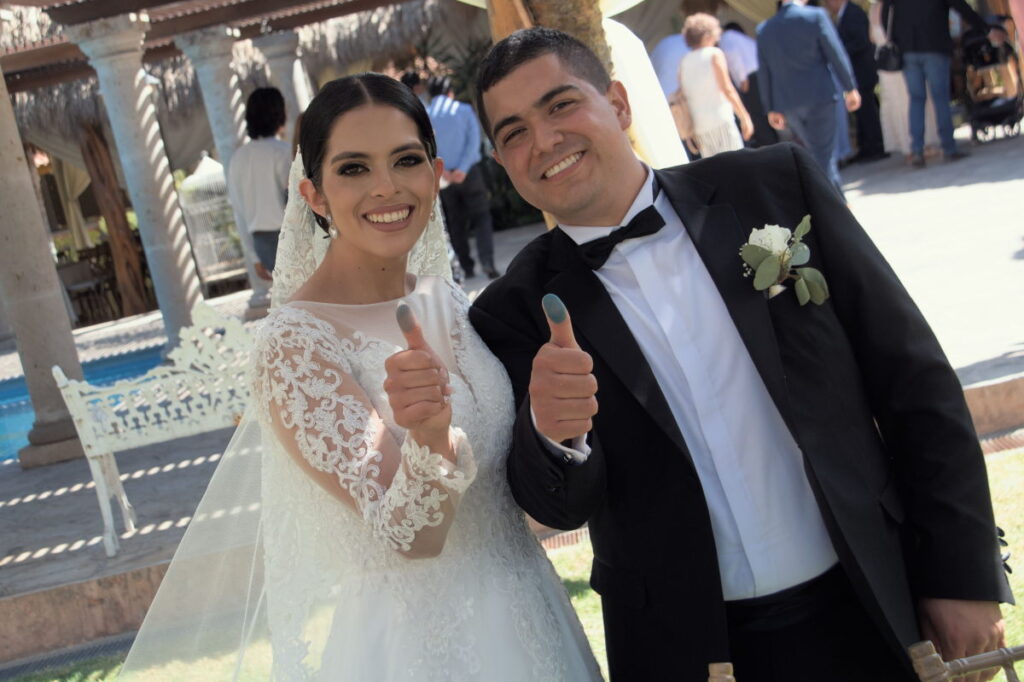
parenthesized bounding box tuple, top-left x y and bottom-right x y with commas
(177, 25, 240, 66)
(66, 13, 149, 62)
(252, 31, 300, 62)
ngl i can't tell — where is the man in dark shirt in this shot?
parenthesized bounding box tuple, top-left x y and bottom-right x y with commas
(881, 0, 998, 166)
(826, 0, 888, 161)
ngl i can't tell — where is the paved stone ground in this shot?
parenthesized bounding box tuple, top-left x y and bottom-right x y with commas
(0, 127, 1020, 615)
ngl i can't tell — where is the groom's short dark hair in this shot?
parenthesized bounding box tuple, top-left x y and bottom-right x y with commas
(475, 27, 611, 141)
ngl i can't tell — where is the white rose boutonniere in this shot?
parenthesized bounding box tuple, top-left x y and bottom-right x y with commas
(740, 215, 830, 306)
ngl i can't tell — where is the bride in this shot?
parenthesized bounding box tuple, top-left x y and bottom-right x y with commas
(117, 73, 601, 681)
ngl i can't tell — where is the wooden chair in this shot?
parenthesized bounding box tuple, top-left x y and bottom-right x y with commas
(910, 640, 1024, 681)
(709, 662, 736, 681)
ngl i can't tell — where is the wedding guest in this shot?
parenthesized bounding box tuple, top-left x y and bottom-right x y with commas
(677, 13, 754, 157)
(881, 0, 998, 166)
(470, 26, 1011, 682)
(826, 0, 889, 162)
(649, 31, 691, 100)
(227, 87, 290, 279)
(719, 22, 778, 147)
(399, 70, 430, 106)
(426, 76, 499, 279)
(758, 0, 861, 196)
(869, 1, 942, 160)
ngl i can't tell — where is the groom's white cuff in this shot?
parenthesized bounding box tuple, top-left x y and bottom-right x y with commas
(530, 407, 590, 464)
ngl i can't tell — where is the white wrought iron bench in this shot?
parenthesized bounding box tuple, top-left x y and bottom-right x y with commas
(52, 301, 253, 557)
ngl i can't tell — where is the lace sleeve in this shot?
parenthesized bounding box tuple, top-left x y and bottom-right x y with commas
(254, 308, 477, 559)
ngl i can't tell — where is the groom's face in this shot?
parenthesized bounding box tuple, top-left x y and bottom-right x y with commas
(483, 53, 637, 226)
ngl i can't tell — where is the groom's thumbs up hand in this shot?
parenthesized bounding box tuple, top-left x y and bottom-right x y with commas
(385, 303, 452, 442)
(531, 294, 598, 443)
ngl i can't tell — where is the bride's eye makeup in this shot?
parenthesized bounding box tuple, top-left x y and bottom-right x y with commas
(395, 154, 426, 168)
(337, 162, 368, 177)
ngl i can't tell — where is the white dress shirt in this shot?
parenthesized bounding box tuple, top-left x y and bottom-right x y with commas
(718, 28, 759, 87)
(555, 169, 837, 600)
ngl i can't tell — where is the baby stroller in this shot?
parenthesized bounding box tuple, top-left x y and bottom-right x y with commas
(960, 17, 1023, 142)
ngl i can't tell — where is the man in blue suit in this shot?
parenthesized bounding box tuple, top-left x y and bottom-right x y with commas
(757, 0, 861, 196)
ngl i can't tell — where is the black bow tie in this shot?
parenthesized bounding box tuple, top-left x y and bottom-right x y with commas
(576, 204, 666, 269)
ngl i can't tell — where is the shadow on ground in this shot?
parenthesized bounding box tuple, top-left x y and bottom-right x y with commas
(841, 134, 1024, 197)
(957, 345, 1024, 385)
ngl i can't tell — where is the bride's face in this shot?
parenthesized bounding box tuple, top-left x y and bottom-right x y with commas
(301, 103, 442, 262)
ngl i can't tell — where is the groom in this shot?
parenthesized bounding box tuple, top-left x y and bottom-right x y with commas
(468, 28, 1011, 681)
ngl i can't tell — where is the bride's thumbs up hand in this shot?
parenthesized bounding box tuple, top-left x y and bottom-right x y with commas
(385, 303, 453, 446)
(530, 294, 598, 443)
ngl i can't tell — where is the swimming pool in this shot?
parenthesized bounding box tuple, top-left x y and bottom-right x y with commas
(0, 346, 165, 462)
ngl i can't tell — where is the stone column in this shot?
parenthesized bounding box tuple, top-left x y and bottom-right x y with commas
(0, 296, 13, 343)
(178, 26, 269, 316)
(67, 13, 203, 347)
(253, 31, 311, 143)
(0, 63, 85, 467)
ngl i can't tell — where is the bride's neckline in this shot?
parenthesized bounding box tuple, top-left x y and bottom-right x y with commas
(287, 273, 422, 308)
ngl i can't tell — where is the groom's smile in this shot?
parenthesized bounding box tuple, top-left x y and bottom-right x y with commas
(541, 151, 585, 180)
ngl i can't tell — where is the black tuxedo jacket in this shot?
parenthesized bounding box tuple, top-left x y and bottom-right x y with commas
(469, 143, 1011, 681)
(837, 1, 879, 91)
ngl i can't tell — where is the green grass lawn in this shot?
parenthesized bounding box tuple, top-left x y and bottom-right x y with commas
(11, 448, 1024, 681)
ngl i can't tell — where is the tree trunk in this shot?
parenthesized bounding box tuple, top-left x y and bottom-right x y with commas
(78, 122, 148, 316)
(486, 0, 534, 40)
(527, 0, 611, 74)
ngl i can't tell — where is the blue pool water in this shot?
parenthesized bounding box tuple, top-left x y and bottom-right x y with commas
(0, 346, 165, 462)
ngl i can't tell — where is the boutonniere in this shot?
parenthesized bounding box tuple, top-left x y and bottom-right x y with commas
(740, 215, 830, 306)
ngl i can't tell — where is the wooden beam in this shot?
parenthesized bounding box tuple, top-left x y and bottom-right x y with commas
(0, 43, 84, 74)
(234, 0, 413, 37)
(5, 63, 95, 94)
(146, 0, 331, 42)
(44, 0, 228, 26)
(4, 45, 182, 95)
(3, 0, 397, 93)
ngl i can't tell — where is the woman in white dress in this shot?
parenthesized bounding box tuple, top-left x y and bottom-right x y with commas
(677, 13, 754, 157)
(117, 74, 601, 681)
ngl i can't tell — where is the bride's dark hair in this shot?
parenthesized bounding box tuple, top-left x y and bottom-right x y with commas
(299, 72, 438, 233)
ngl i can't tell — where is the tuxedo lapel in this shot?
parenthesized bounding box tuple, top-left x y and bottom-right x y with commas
(546, 230, 690, 459)
(656, 168, 798, 433)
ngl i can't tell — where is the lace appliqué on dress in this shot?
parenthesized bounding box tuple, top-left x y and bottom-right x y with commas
(253, 306, 477, 556)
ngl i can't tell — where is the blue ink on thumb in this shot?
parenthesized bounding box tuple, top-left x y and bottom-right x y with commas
(396, 302, 417, 334)
(542, 294, 568, 324)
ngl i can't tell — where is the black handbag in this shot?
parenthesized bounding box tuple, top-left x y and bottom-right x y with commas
(875, 6, 903, 71)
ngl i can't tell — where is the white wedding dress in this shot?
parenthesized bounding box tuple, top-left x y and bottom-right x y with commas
(252, 273, 602, 681)
(117, 150, 600, 681)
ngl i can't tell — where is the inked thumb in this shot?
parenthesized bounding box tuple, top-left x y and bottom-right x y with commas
(396, 302, 429, 351)
(542, 293, 578, 349)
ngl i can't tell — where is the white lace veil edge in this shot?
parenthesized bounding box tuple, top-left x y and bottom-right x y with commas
(117, 152, 454, 681)
(116, 414, 272, 680)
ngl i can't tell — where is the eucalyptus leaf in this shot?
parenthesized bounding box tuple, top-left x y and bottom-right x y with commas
(790, 242, 810, 266)
(794, 215, 812, 240)
(798, 267, 830, 304)
(753, 255, 782, 291)
(740, 243, 772, 269)
(795, 276, 811, 306)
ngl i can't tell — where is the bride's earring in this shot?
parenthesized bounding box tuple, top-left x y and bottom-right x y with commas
(327, 215, 339, 239)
